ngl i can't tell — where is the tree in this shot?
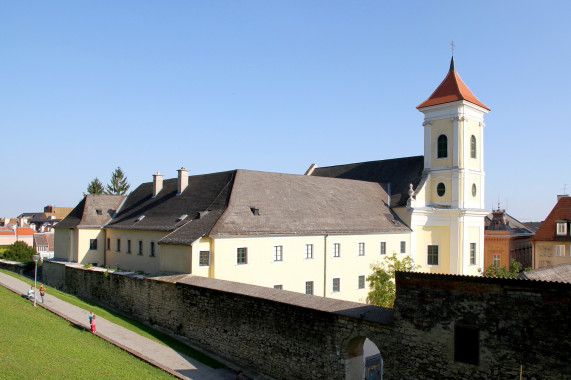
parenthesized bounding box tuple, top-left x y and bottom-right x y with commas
(0, 241, 37, 263)
(105, 167, 130, 195)
(85, 177, 104, 195)
(483, 258, 522, 278)
(366, 252, 420, 308)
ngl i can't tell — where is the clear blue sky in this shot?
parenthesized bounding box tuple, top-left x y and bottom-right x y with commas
(2, 1, 570, 221)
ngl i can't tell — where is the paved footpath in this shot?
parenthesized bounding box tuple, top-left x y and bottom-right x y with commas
(0, 272, 242, 380)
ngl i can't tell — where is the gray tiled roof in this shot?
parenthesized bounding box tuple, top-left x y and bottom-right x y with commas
(56, 195, 125, 229)
(210, 170, 409, 236)
(107, 171, 236, 242)
(310, 156, 424, 207)
(518, 264, 571, 283)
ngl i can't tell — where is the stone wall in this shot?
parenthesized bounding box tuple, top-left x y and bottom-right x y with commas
(41, 261, 571, 379)
(0, 259, 27, 275)
(393, 272, 571, 379)
(42, 261, 396, 379)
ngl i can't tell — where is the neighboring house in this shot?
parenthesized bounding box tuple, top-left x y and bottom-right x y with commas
(517, 263, 571, 283)
(34, 232, 55, 259)
(0, 227, 36, 246)
(311, 56, 489, 276)
(28, 205, 74, 232)
(484, 207, 534, 270)
(55, 57, 490, 302)
(531, 195, 571, 269)
(54, 195, 125, 266)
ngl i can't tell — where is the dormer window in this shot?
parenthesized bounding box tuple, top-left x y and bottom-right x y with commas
(96, 209, 103, 215)
(135, 215, 145, 223)
(250, 207, 260, 216)
(556, 222, 568, 236)
(176, 214, 188, 222)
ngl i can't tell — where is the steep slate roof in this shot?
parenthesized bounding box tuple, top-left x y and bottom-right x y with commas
(107, 171, 236, 243)
(518, 263, 571, 283)
(532, 196, 571, 241)
(210, 170, 409, 236)
(56, 194, 125, 229)
(417, 57, 490, 111)
(309, 156, 424, 207)
(485, 210, 536, 235)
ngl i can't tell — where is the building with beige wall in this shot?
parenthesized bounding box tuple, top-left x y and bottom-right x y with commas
(54, 57, 490, 303)
(532, 195, 571, 269)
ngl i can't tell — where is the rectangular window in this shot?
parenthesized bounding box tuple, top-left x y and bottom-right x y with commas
(380, 242, 386, 255)
(305, 281, 314, 295)
(273, 245, 283, 262)
(556, 222, 568, 236)
(305, 244, 314, 259)
(332, 277, 340, 292)
(400, 241, 406, 254)
(89, 239, 97, 250)
(107, 238, 110, 250)
(237, 247, 248, 264)
(150, 241, 155, 257)
(454, 325, 479, 365)
(127, 240, 131, 253)
(333, 243, 341, 258)
(358, 242, 365, 256)
(358, 275, 365, 289)
(116, 239, 121, 252)
(427, 245, 439, 265)
(138, 240, 143, 255)
(555, 245, 565, 257)
(273, 284, 283, 290)
(199, 251, 210, 266)
(470, 243, 476, 265)
(492, 254, 500, 266)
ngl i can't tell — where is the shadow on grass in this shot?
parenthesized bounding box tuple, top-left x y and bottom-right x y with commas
(0, 269, 223, 369)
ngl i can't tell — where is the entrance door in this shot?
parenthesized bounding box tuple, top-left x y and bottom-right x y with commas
(364, 354, 383, 380)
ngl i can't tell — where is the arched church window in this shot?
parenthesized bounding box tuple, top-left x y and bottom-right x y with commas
(437, 135, 448, 158)
(437, 182, 446, 197)
(470, 135, 477, 159)
(472, 184, 477, 197)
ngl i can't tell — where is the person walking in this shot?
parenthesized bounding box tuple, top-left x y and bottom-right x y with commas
(39, 284, 46, 303)
(88, 311, 93, 324)
(90, 315, 96, 333)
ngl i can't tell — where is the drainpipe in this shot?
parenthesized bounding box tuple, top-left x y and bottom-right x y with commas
(323, 234, 328, 297)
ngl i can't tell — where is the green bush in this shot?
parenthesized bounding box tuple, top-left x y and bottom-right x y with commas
(0, 241, 37, 263)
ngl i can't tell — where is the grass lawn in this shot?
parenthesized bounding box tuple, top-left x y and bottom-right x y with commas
(0, 269, 223, 369)
(0, 285, 175, 379)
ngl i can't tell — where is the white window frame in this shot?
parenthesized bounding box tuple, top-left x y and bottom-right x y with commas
(332, 277, 340, 292)
(380, 241, 386, 255)
(305, 244, 314, 259)
(333, 243, 341, 258)
(199, 250, 210, 266)
(400, 241, 406, 254)
(555, 245, 565, 257)
(427, 244, 439, 266)
(237, 247, 248, 265)
(469, 243, 477, 265)
(358, 275, 366, 289)
(556, 222, 568, 236)
(273, 245, 283, 262)
(492, 254, 500, 266)
(358, 242, 365, 256)
(305, 281, 314, 295)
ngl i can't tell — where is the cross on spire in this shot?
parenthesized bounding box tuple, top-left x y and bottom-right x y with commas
(450, 40, 456, 56)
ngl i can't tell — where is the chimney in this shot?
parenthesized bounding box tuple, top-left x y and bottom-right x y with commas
(153, 172, 163, 197)
(177, 167, 189, 195)
(304, 163, 317, 176)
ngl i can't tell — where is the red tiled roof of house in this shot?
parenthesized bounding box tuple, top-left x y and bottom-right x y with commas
(16, 227, 36, 236)
(0, 230, 14, 236)
(417, 57, 490, 111)
(532, 196, 571, 241)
